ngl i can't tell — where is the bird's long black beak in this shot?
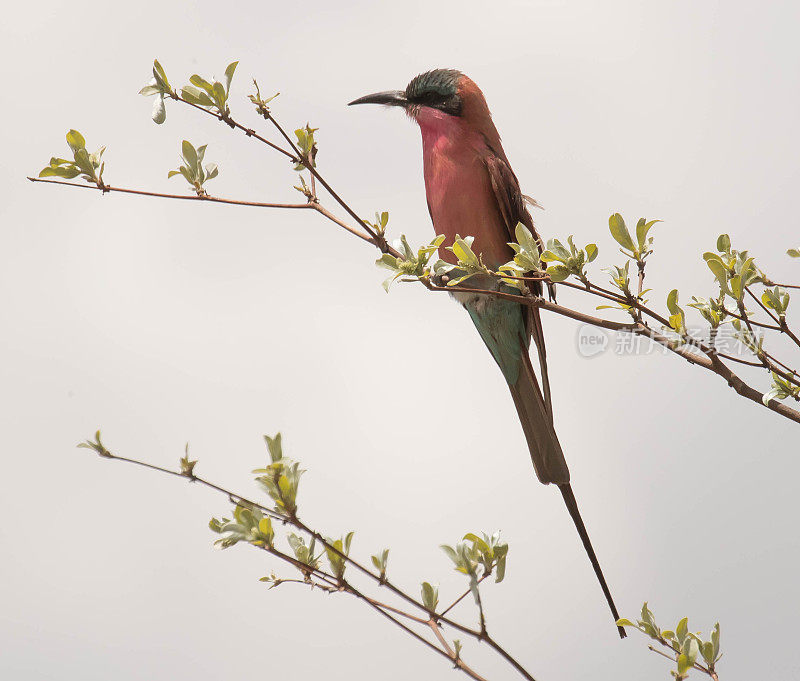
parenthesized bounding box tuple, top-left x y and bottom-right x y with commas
(348, 90, 407, 107)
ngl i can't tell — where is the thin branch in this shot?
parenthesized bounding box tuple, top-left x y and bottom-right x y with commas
(715, 352, 763, 367)
(310, 202, 375, 244)
(636, 259, 646, 321)
(265, 115, 386, 249)
(27, 176, 382, 245)
(429, 619, 492, 681)
(264, 547, 485, 680)
(778, 314, 800, 351)
(90, 447, 538, 681)
(440, 574, 490, 617)
(35, 81, 800, 429)
(746, 286, 781, 325)
(353, 593, 488, 681)
(423, 282, 800, 424)
(168, 91, 387, 250)
(28, 176, 313, 210)
(95, 450, 287, 523)
(43, 157, 797, 424)
(763, 350, 800, 378)
(170, 93, 297, 161)
(647, 644, 677, 663)
(362, 596, 430, 625)
(721, 305, 782, 331)
(649, 636, 719, 680)
(473, 580, 487, 635)
(262, 577, 337, 592)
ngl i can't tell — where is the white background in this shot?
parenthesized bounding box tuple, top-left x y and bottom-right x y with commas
(2, 2, 798, 680)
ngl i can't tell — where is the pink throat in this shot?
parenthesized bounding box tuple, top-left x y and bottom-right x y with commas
(414, 106, 465, 153)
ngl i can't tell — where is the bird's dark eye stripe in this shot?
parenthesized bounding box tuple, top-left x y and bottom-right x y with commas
(410, 90, 445, 104)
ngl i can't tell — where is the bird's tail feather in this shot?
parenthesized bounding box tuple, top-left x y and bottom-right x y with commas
(509, 349, 626, 638)
(527, 306, 553, 420)
(508, 348, 568, 484)
(559, 484, 627, 639)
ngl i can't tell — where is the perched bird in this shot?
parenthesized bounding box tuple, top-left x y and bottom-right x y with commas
(350, 69, 625, 638)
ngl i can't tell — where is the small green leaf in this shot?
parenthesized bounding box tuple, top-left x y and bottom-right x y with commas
(609, 213, 635, 252)
(265, 433, 283, 462)
(139, 84, 161, 96)
(546, 264, 570, 282)
(703, 252, 731, 295)
(66, 129, 86, 153)
(676, 616, 688, 643)
(421, 581, 439, 611)
(152, 59, 170, 90)
(212, 81, 227, 109)
(181, 85, 215, 107)
(181, 140, 198, 170)
(190, 74, 215, 95)
(636, 218, 660, 252)
(224, 61, 239, 94)
(667, 289, 680, 315)
(677, 638, 699, 675)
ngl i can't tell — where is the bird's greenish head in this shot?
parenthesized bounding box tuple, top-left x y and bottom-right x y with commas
(348, 68, 464, 116)
(404, 69, 463, 115)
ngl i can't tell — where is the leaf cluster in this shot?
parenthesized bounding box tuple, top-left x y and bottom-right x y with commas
(252, 433, 304, 516)
(77, 430, 113, 458)
(540, 234, 598, 283)
(497, 222, 544, 288)
(209, 504, 275, 549)
(248, 79, 279, 119)
(371, 548, 389, 580)
(168, 140, 218, 195)
(441, 532, 508, 604)
(377, 234, 445, 291)
(761, 286, 790, 318)
(433, 235, 492, 287)
(138, 59, 172, 124)
(38, 130, 105, 186)
(703, 234, 764, 302)
(365, 210, 390, 237)
(324, 531, 355, 580)
(617, 603, 721, 679)
(293, 124, 319, 171)
(763, 371, 800, 406)
(181, 61, 239, 116)
(608, 213, 659, 263)
(287, 533, 322, 571)
(179, 443, 197, 477)
(687, 294, 727, 329)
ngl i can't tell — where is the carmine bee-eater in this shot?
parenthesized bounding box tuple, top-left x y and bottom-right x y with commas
(350, 68, 625, 638)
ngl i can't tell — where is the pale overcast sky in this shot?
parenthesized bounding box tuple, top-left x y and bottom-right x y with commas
(2, 2, 799, 680)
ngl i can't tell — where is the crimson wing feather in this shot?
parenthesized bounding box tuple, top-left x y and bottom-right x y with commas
(481, 150, 542, 254)
(480, 144, 553, 417)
